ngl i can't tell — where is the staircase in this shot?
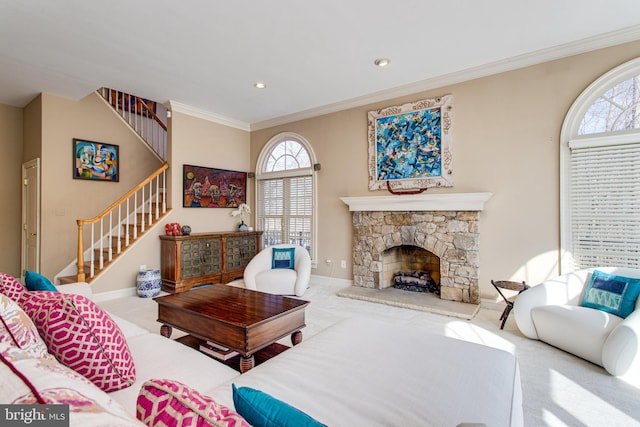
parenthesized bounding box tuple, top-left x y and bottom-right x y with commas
(97, 88, 168, 161)
(58, 89, 171, 284)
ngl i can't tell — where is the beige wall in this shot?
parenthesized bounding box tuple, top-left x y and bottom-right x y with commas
(38, 93, 163, 279)
(0, 104, 24, 277)
(168, 111, 251, 232)
(23, 95, 41, 163)
(251, 41, 640, 299)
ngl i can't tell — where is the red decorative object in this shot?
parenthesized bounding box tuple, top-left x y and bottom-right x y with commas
(165, 223, 181, 236)
(386, 181, 428, 195)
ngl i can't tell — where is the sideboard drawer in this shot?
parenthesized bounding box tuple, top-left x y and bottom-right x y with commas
(180, 239, 221, 279)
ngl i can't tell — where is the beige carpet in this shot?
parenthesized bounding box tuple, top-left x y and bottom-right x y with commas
(99, 277, 640, 427)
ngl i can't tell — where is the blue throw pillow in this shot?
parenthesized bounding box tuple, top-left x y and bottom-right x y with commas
(24, 270, 57, 292)
(581, 270, 640, 318)
(232, 384, 325, 427)
(272, 247, 295, 270)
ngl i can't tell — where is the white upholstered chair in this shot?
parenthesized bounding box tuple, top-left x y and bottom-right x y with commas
(243, 244, 311, 297)
(513, 267, 640, 376)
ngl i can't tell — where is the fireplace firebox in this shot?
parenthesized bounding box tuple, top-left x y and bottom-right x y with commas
(383, 245, 440, 294)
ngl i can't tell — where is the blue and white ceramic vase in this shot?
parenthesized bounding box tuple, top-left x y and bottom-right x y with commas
(137, 269, 162, 298)
(238, 222, 248, 232)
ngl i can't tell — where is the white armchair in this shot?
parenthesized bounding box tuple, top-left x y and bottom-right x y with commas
(243, 244, 311, 297)
(513, 267, 640, 376)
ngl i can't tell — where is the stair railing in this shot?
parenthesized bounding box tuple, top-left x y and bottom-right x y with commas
(97, 88, 168, 161)
(76, 163, 169, 282)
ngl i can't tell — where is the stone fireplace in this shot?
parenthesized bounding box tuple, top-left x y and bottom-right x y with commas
(341, 193, 492, 306)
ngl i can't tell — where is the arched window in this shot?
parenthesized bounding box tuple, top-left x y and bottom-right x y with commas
(256, 132, 317, 262)
(560, 57, 640, 272)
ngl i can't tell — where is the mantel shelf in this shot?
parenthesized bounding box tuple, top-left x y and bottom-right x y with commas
(340, 192, 493, 212)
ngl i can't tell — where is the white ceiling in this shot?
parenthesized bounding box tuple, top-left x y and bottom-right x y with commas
(2, 1, 640, 130)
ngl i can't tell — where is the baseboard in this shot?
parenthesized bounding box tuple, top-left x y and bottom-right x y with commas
(92, 276, 350, 302)
(309, 274, 352, 288)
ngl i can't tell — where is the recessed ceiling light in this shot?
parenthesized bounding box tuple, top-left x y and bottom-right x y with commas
(374, 58, 390, 67)
(254, 82, 266, 89)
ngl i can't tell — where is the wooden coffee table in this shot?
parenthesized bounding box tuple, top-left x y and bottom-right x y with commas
(155, 284, 309, 372)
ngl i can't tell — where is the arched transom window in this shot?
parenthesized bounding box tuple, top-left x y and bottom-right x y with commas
(264, 139, 311, 171)
(561, 58, 640, 272)
(256, 132, 317, 262)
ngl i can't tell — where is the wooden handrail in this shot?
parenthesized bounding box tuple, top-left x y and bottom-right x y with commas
(138, 99, 168, 132)
(76, 162, 168, 282)
(77, 163, 168, 226)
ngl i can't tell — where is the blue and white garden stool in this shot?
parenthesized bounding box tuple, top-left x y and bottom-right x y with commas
(137, 269, 162, 298)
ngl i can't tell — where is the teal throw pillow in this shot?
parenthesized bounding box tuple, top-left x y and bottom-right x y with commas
(24, 270, 57, 292)
(272, 247, 295, 270)
(581, 270, 640, 318)
(232, 384, 325, 427)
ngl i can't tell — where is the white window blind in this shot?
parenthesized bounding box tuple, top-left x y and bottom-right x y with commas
(569, 142, 640, 268)
(258, 176, 313, 254)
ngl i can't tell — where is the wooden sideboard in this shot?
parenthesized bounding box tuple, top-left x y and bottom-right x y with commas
(159, 231, 262, 293)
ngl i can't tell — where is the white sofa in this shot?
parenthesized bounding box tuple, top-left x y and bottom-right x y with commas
(513, 267, 640, 376)
(115, 314, 523, 427)
(3, 280, 523, 426)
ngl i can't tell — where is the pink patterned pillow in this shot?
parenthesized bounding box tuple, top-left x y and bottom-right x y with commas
(1, 347, 141, 426)
(137, 379, 249, 427)
(0, 273, 26, 302)
(18, 291, 136, 392)
(0, 293, 51, 359)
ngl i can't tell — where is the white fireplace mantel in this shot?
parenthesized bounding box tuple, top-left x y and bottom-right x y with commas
(340, 192, 493, 212)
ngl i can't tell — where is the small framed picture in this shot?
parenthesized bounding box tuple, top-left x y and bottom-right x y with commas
(73, 139, 119, 182)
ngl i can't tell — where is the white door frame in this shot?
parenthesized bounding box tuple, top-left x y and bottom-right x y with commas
(21, 158, 41, 278)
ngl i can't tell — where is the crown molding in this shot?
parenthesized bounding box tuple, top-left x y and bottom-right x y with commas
(251, 25, 640, 131)
(169, 100, 250, 131)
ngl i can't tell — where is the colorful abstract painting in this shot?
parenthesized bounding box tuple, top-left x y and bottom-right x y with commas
(368, 95, 453, 191)
(73, 139, 119, 182)
(183, 165, 247, 208)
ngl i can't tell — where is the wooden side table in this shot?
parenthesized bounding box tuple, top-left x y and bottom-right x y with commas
(491, 280, 529, 329)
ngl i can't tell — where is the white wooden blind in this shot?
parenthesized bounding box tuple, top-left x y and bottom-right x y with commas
(569, 141, 640, 268)
(258, 176, 313, 254)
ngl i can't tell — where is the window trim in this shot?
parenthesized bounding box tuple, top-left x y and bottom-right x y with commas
(255, 132, 318, 267)
(560, 57, 640, 273)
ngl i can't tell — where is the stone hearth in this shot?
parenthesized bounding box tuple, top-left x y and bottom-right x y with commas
(340, 193, 492, 308)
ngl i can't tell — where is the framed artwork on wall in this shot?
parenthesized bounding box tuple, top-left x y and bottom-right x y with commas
(183, 164, 247, 208)
(73, 138, 119, 182)
(367, 94, 453, 192)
